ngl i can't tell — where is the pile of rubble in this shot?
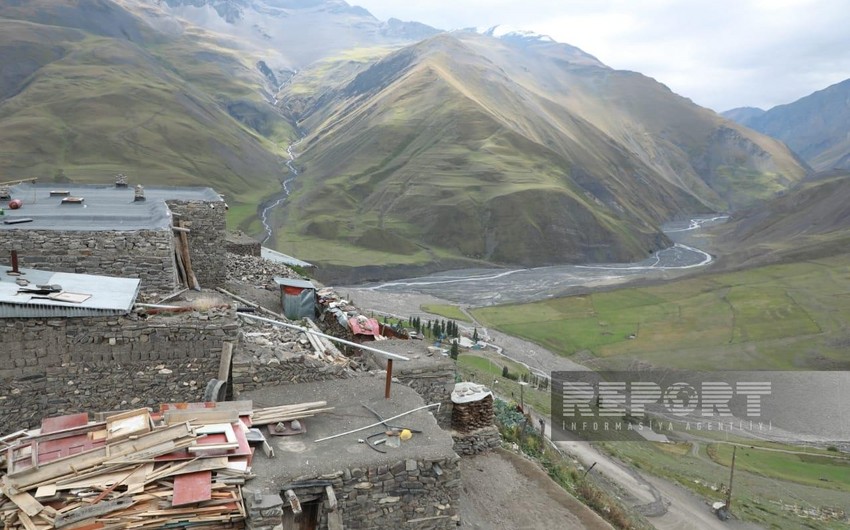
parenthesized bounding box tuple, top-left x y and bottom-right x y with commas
(225, 254, 300, 288)
(0, 401, 329, 530)
(239, 319, 327, 363)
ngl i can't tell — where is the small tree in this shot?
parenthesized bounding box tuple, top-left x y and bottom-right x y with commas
(473, 327, 479, 343)
(450, 340, 459, 360)
(501, 365, 509, 378)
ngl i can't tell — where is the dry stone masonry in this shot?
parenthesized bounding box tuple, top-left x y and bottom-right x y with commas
(0, 309, 238, 430)
(0, 229, 177, 293)
(167, 199, 227, 287)
(451, 426, 501, 455)
(270, 458, 461, 530)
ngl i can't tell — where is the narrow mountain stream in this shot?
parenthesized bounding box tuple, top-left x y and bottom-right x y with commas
(260, 137, 302, 244)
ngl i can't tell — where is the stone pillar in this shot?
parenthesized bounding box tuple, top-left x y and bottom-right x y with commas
(245, 490, 284, 530)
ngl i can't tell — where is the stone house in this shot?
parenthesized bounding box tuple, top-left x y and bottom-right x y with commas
(0, 181, 227, 294)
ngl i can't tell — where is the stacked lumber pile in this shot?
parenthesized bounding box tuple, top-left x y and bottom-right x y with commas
(451, 395, 495, 433)
(0, 400, 329, 530)
(251, 401, 332, 426)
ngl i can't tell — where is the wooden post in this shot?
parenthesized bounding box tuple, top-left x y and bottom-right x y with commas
(385, 359, 393, 399)
(177, 221, 200, 291)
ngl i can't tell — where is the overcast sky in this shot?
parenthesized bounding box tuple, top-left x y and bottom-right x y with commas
(353, 0, 850, 112)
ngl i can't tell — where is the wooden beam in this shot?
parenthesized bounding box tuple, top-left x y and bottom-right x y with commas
(0, 481, 45, 516)
(325, 485, 337, 512)
(218, 342, 234, 383)
(385, 359, 393, 399)
(177, 221, 200, 291)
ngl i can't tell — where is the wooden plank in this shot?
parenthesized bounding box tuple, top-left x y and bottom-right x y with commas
(106, 409, 151, 442)
(148, 457, 227, 479)
(7, 423, 193, 490)
(33, 485, 56, 498)
(325, 485, 337, 512)
(17, 510, 38, 530)
(1, 480, 45, 517)
(218, 342, 234, 383)
(177, 221, 200, 291)
(173, 234, 188, 287)
(163, 410, 239, 425)
(53, 499, 134, 528)
(160, 401, 251, 413)
(171, 471, 212, 507)
(194, 424, 236, 443)
(41, 413, 89, 434)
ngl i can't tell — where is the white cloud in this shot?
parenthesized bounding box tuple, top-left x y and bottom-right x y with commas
(353, 0, 850, 111)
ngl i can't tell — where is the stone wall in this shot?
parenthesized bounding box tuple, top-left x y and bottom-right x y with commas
(392, 359, 455, 428)
(0, 229, 176, 293)
(451, 426, 501, 456)
(167, 200, 227, 288)
(226, 230, 261, 257)
(0, 310, 237, 431)
(231, 352, 354, 394)
(258, 457, 461, 530)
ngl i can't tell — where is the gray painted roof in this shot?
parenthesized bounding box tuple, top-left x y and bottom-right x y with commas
(0, 266, 140, 318)
(273, 277, 316, 290)
(261, 247, 314, 269)
(0, 183, 222, 231)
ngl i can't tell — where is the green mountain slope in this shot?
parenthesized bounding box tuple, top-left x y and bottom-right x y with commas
(0, 0, 294, 222)
(273, 32, 808, 274)
(715, 170, 850, 268)
(723, 78, 850, 171)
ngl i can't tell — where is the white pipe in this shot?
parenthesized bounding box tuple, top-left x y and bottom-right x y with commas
(237, 312, 410, 362)
(314, 403, 440, 442)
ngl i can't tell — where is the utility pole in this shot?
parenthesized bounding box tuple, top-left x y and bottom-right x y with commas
(717, 445, 737, 521)
(518, 381, 528, 412)
(726, 445, 737, 512)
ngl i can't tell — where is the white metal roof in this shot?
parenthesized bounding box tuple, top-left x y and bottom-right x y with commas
(0, 266, 140, 318)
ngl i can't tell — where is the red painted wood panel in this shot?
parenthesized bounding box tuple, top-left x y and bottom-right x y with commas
(172, 471, 212, 506)
(41, 413, 89, 434)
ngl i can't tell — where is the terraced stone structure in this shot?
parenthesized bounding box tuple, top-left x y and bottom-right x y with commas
(242, 377, 461, 530)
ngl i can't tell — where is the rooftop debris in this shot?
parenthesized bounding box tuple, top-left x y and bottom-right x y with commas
(0, 400, 331, 530)
(225, 254, 300, 288)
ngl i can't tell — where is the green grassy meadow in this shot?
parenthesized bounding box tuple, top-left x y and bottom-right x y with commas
(602, 439, 850, 529)
(456, 352, 552, 415)
(471, 255, 850, 370)
(421, 304, 472, 323)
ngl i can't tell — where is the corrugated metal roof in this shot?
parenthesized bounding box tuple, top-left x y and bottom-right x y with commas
(261, 247, 314, 269)
(0, 183, 222, 231)
(273, 277, 316, 290)
(0, 266, 140, 318)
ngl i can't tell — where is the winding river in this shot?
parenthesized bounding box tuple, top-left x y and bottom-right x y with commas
(351, 215, 728, 306)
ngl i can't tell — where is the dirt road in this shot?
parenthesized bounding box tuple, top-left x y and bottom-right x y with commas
(349, 289, 764, 529)
(460, 448, 613, 530)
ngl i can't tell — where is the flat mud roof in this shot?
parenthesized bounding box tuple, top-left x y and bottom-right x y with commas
(0, 183, 221, 231)
(241, 375, 456, 486)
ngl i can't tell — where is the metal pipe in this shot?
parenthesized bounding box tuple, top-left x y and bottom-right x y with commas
(237, 312, 410, 362)
(314, 403, 440, 443)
